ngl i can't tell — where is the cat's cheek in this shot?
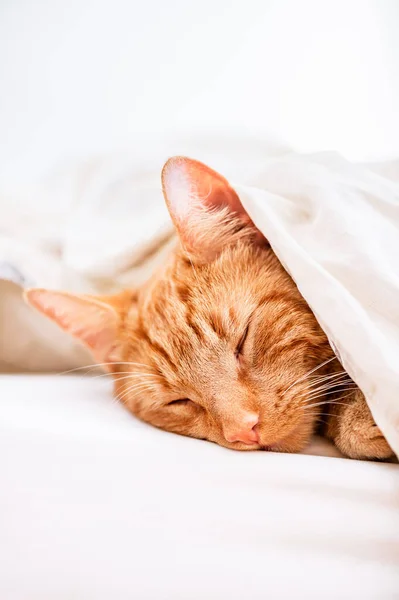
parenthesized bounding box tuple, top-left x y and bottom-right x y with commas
(187, 411, 215, 442)
(276, 415, 317, 453)
(141, 404, 206, 439)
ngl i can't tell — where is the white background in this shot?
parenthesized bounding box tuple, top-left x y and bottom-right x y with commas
(1, 0, 399, 184)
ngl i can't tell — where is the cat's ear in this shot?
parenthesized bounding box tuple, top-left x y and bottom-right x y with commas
(24, 288, 126, 365)
(162, 156, 263, 263)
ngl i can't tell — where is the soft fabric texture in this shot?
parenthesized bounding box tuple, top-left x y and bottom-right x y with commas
(1, 375, 398, 600)
(0, 142, 398, 455)
(236, 154, 399, 456)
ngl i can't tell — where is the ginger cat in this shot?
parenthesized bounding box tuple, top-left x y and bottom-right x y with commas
(25, 157, 393, 460)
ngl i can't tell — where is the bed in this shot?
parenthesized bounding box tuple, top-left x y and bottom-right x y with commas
(1, 374, 398, 599)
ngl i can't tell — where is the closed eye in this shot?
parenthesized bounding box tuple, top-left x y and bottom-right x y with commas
(167, 398, 193, 406)
(235, 324, 249, 358)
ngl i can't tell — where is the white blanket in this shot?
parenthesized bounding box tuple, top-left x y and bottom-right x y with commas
(237, 154, 399, 456)
(1, 374, 398, 600)
(1, 141, 398, 455)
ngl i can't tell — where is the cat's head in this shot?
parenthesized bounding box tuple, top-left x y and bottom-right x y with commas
(25, 157, 332, 452)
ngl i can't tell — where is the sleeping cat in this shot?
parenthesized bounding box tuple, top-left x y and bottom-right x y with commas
(25, 156, 393, 460)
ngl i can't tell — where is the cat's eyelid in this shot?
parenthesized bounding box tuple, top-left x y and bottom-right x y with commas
(167, 398, 193, 407)
(235, 324, 250, 356)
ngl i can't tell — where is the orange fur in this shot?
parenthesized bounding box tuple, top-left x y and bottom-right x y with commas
(25, 157, 394, 460)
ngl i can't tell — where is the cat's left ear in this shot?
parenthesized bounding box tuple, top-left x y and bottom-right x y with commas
(24, 289, 131, 366)
(162, 156, 264, 263)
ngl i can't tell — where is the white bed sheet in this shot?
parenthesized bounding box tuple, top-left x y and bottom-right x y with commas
(1, 375, 398, 599)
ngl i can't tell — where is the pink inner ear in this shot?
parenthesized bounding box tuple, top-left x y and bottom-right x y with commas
(161, 156, 265, 262)
(162, 156, 247, 224)
(24, 289, 118, 363)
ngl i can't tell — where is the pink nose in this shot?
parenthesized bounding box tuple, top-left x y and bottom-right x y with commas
(224, 412, 260, 445)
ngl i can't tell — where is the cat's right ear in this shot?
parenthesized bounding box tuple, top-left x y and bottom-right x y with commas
(24, 288, 123, 366)
(162, 156, 263, 263)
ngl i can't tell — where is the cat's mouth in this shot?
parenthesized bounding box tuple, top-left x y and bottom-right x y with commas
(220, 419, 310, 453)
(261, 444, 282, 452)
(258, 438, 290, 452)
(258, 421, 308, 453)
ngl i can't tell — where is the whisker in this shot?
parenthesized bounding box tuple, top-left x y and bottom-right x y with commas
(115, 383, 156, 405)
(308, 369, 347, 379)
(115, 380, 159, 392)
(295, 381, 356, 404)
(302, 382, 357, 401)
(114, 362, 158, 369)
(116, 380, 158, 396)
(304, 393, 356, 411)
(306, 371, 350, 386)
(81, 371, 162, 389)
(300, 387, 357, 406)
(89, 370, 144, 380)
(114, 371, 161, 378)
(295, 373, 351, 396)
(56, 363, 124, 376)
(306, 384, 357, 399)
(281, 356, 338, 396)
(57, 361, 153, 376)
(309, 368, 348, 378)
(304, 401, 348, 411)
(113, 374, 161, 385)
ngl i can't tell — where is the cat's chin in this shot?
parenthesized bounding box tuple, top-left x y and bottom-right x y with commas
(219, 429, 312, 453)
(257, 420, 314, 454)
(212, 422, 313, 453)
(260, 441, 305, 453)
